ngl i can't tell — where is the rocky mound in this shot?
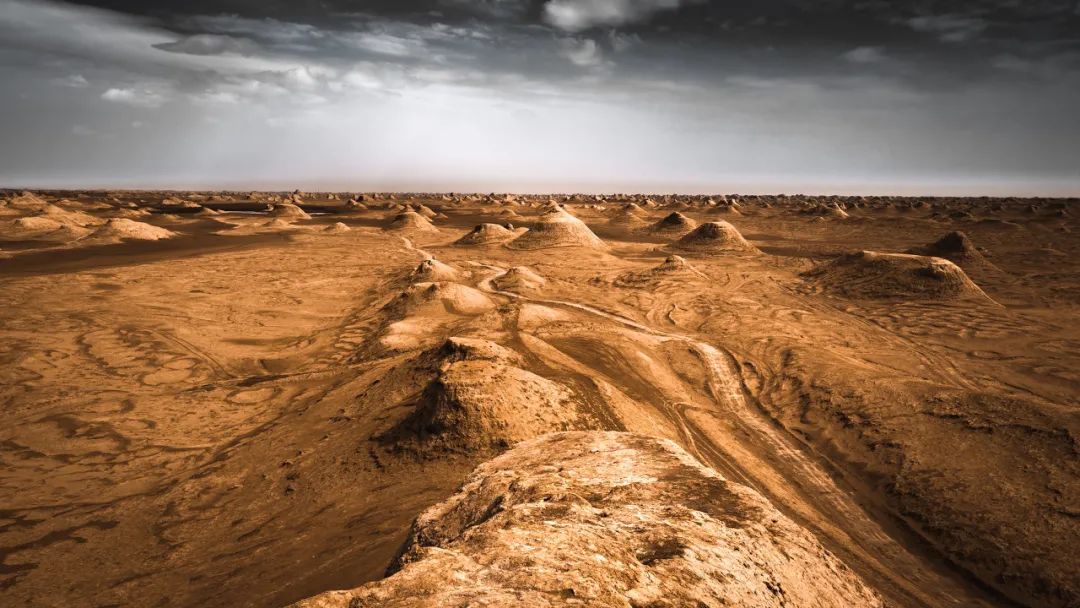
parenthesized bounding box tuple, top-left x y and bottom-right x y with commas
(671, 221, 757, 253)
(508, 207, 606, 250)
(387, 211, 438, 233)
(392, 282, 496, 317)
(616, 255, 707, 286)
(803, 251, 993, 301)
(382, 349, 587, 454)
(270, 203, 311, 220)
(411, 259, 462, 283)
(909, 231, 996, 271)
(607, 203, 649, 226)
(292, 432, 882, 608)
(648, 211, 698, 236)
(7, 216, 63, 233)
(324, 222, 351, 233)
(37, 203, 99, 226)
(492, 266, 546, 293)
(414, 204, 438, 219)
(261, 218, 299, 230)
(454, 223, 514, 246)
(81, 218, 175, 243)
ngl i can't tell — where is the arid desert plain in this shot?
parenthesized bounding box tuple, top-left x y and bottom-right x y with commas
(0, 189, 1077, 608)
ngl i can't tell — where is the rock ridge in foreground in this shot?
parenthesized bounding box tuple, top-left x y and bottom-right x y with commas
(291, 432, 882, 608)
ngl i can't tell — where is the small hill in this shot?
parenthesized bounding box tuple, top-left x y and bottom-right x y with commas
(492, 266, 546, 293)
(390, 282, 496, 317)
(508, 207, 606, 250)
(671, 221, 757, 254)
(381, 349, 587, 454)
(411, 259, 462, 283)
(616, 255, 707, 286)
(648, 211, 698, 236)
(803, 251, 994, 301)
(291, 432, 883, 608)
(454, 223, 515, 246)
(81, 219, 175, 243)
(387, 211, 438, 233)
(908, 231, 997, 272)
(270, 203, 311, 220)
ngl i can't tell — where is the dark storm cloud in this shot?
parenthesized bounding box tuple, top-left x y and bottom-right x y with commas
(1, 0, 1077, 193)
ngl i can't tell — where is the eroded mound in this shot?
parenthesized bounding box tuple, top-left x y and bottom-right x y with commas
(649, 211, 698, 235)
(82, 218, 175, 243)
(803, 251, 993, 301)
(508, 208, 606, 250)
(293, 432, 882, 608)
(383, 356, 587, 454)
(411, 258, 462, 282)
(387, 211, 438, 232)
(616, 255, 707, 286)
(324, 222, 351, 233)
(492, 266, 546, 293)
(454, 223, 514, 246)
(271, 203, 312, 220)
(608, 203, 649, 226)
(671, 221, 757, 253)
(910, 231, 997, 272)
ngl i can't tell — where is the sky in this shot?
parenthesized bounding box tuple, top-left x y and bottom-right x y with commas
(0, 0, 1078, 195)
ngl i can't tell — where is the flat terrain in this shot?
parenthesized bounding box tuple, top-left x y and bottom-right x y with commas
(0, 190, 1076, 608)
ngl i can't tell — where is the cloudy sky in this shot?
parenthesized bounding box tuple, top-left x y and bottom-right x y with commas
(1, 0, 1078, 194)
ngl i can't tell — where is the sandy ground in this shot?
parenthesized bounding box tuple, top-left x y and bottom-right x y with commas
(0, 191, 1076, 608)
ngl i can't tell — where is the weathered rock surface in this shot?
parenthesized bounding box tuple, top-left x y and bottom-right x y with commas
(292, 432, 883, 608)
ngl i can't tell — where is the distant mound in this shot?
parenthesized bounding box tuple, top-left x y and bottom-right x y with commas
(324, 222, 351, 233)
(709, 203, 742, 216)
(671, 221, 757, 254)
(492, 266, 546, 293)
(413, 204, 438, 219)
(803, 251, 993, 301)
(508, 207, 606, 250)
(411, 258, 462, 283)
(9, 216, 63, 233)
(293, 432, 882, 608)
(454, 223, 515, 246)
(608, 203, 649, 226)
(909, 231, 997, 272)
(82, 219, 175, 243)
(616, 255, 707, 286)
(261, 218, 299, 230)
(38, 203, 99, 227)
(270, 203, 311, 220)
(648, 211, 698, 236)
(387, 211, 438, 233)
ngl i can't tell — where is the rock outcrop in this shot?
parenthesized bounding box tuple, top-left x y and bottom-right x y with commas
(292, 432, 883, 608)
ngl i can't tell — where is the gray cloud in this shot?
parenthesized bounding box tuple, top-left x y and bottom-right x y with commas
(0, 0, 1077, 194)
(543, 0, 697, 32)
(154, 33, 260, 56)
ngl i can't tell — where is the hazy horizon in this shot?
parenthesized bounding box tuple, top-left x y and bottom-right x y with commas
(2, 0, 1078, 196)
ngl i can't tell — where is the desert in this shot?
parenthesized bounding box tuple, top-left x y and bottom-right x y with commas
(0, 189, 1076, 608)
